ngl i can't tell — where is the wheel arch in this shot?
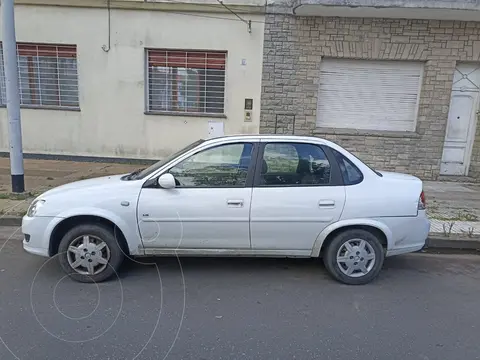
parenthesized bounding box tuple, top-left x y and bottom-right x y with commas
(49, 214, 131, 257)
(311, 219, 392, 257)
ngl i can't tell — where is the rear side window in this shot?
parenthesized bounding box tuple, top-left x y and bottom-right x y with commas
(260, 142, 331, 186)
(331, 149, 363, 185)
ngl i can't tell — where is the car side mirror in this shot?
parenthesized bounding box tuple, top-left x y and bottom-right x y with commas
(157, 173, 176, 189)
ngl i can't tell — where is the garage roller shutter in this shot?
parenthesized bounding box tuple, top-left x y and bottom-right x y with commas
(316, 59, 423, 132)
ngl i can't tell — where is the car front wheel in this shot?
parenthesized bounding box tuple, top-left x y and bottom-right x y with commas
(58, 224, 125, 283)
(323, 229, 385, 285)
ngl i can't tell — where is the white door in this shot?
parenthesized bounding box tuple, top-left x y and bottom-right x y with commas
(440, 92, 478, 175)
(250, 141, 346, 252)
(137, 142, 255, 250)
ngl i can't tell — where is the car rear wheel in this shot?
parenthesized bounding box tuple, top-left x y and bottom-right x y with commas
(58, 224, 125, 283)
(323, 229, 385, 285)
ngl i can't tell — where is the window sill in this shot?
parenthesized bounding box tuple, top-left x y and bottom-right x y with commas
(0, 104, 81, 112)
(145, 111, 227, 119)
(314, 127, 421, 139)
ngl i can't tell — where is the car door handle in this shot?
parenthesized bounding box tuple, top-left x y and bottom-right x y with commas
(227, 199, 244, 207)
(318, 200, 335, 207)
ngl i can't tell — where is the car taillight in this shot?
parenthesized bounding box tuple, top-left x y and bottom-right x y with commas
(418, 190, 426, 210)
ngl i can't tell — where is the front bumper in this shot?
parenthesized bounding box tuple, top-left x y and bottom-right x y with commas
(23, 242, 49, 257)
(22, 215, 57, 258)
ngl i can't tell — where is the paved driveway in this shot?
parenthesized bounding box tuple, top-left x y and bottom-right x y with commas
(1, 226, 479, 360)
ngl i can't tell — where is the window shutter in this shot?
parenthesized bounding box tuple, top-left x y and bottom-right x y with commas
(148, 50, 226, 70)
(16, 44, 76, 58)
(316, 59, 423, 132)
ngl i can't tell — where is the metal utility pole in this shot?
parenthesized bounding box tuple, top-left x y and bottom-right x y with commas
(1, 0, 25, 193)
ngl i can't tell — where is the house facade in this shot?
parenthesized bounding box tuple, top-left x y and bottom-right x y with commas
(261, 0, 480, 180)
(0, 0, 265, 159)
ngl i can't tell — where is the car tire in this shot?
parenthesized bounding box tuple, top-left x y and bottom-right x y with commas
(58, 224, 125, 283)
(323, 229, 385, 285)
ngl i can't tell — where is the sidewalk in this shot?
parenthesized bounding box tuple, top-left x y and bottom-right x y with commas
(425, 181, 480, 237)
(0, 157, 478, 249)
(0, 157, 139, 217)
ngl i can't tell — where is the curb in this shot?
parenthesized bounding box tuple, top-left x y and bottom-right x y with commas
(0, 151, 157, 166)
(0, 216, 22, 227)
(425, 236, 480, 251)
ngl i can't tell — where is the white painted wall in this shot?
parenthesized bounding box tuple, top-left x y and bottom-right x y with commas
(147, 0, 266, 4)
(0, 5, 264, 159)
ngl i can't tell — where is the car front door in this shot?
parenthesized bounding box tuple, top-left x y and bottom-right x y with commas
(250, 141, 346, 252)
(137, 141, 257, 250)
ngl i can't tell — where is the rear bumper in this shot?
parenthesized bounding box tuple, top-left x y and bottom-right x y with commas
(384, 211, 430, 257)
(386, 244, 425, 257)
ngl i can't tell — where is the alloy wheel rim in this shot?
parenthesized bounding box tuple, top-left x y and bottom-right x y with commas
(67, 235, 111, 276)
(336, 238, 376, 278)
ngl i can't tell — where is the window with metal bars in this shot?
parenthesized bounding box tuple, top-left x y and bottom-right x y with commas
(147, 49, 226, 115)
(0, 43, 79, 109)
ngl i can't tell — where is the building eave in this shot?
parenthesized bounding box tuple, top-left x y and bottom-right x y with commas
(290, 0, 480, 20)
(14, 0, 267, 14)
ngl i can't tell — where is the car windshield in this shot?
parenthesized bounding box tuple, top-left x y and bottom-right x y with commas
(131, 139, 205, 180)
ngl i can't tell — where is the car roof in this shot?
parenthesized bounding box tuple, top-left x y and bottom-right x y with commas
(203, 134, 328, 144)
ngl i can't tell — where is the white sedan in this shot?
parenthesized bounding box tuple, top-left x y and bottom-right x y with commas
(22, 135, 430, 285)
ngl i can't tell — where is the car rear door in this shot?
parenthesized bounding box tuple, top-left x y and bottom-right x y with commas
(249, 140, 346, 252)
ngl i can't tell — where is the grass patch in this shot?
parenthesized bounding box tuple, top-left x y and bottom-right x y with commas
(430, 211, 479, 222)
(0, 191, 38, 201)
(77, 174, 99, 181)
(428, 204, 439, 213)
(427, 199, 439, 211)
(0, 209, 27, 216)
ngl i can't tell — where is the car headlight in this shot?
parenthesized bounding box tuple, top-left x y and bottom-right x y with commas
(27, 199, 45, 217)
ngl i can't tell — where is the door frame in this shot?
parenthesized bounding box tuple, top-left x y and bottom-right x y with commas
(463, 91, 479, 177)
(142, 139, 261, 188)
(252, 139, 345, 187)
(441, 89, 479, 176)
(442, 62, 480, 176)
(137, 141, 261, 250)
(248, 139, 347, 251)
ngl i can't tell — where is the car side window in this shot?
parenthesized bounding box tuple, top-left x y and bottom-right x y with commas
(169, 143, 253, 187)
(331, 149, 363, 185)
(260, 142, 331, 186)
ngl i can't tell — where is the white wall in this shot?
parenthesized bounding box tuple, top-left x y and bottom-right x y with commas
(147, 0, 266, 4)
(0, 5, 265, 159)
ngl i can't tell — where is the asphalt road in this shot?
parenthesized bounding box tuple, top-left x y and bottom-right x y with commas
(0, 226, 479, 360)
